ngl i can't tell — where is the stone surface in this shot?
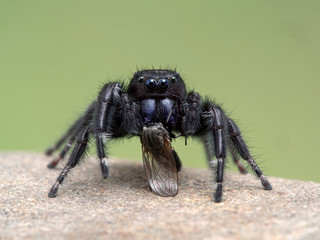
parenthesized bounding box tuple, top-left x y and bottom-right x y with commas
(0, 152, 319, 240)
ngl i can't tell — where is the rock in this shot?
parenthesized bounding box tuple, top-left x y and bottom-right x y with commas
(0, 152, 319, 240)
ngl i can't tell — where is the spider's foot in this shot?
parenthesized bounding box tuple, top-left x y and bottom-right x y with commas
(100, 158, 110, 179)
(260, 175, 272, 190)
(214, 183, 223, 203)
(48, 182, 59, 198)
(47, 157, 61, 169)
(45, 147, 55, 156)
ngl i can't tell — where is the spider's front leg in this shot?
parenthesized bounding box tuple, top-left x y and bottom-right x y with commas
(181, 92, 227, 202)
(208, 106, 227, 203)
(93, 82, 122, 179)
(181, 92, 226, 202)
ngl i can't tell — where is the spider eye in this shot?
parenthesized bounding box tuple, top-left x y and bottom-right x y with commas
(170, 77, 177, 83)
(138, 77, 144, 83)
(146, 79, 157, 89)
(159, 79, 169, 89)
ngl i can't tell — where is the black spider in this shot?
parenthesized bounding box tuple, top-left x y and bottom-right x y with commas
(45, 69, 272, 202)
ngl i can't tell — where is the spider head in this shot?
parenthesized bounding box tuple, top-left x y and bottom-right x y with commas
(128, 69, 187, 100)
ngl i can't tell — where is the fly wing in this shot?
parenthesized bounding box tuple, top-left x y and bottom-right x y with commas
(141, 124, 178, 197)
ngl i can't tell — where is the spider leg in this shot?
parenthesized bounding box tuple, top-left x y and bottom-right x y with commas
(228, 145, 247, 174)
(227, 118, 272, 190)
(47, 138, 75, 168)
(48, 126, 90, 198)
(210, 106, 227, 203)
(93, 83, 122, 179)
(47, 102, 96, 168)
(181, 92, 227, 202)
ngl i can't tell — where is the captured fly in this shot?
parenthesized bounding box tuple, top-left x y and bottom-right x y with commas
(141, 123, 180, 197)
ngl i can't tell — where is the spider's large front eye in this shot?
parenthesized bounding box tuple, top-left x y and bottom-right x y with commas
(146, 79, 157, 89)
(159, 79, 169, 89)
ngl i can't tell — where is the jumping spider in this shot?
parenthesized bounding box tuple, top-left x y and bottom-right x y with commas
(46, 69, 272, 202)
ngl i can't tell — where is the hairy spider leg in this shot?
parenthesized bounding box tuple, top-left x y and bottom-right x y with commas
(181, 92, 265, 202)
(93, 83, 122, 179)
(182, 96, 227, 202)
(47, 102, 96, 168)
(48, 126, 90, 198)
(182, 92, 227, 201)
(227, 118, 272, 190)
(210, 106, 227, 203)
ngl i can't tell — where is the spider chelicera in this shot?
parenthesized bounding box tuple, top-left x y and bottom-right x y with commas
(45, 69, 272, 202)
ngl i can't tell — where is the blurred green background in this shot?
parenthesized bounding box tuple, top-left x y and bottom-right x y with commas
(1, 1, 319, 182)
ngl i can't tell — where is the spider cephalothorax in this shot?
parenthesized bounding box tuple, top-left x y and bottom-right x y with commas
(46, 69, 272, 202)
(127, 70, 186, 100)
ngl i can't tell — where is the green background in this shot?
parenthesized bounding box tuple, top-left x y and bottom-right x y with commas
(1, 1, 319, 182)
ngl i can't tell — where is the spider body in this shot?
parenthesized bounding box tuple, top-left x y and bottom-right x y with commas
(46, 69, 272, 202)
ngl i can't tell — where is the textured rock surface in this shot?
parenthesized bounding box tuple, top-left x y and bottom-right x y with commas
(1, 152, 319, 240)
